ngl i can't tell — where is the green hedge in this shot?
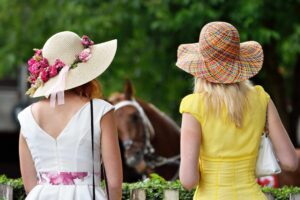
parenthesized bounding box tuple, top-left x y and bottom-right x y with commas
(262, 186, 300, 200)
(1, 174, 300, 200)
(121, 174, 194, 199)
(0, 175, 25, 200)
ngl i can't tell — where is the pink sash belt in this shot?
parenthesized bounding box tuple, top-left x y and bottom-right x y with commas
(38, 171, 100, 186)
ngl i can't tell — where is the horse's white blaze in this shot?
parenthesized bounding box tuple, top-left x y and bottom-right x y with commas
(114, 99, 155, 138)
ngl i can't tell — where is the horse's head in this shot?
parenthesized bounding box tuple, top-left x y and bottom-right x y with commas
(109, 80, 154, 173)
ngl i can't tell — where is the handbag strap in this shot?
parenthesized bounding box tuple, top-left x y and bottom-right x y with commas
(264, 104, 269, 137)
(90, 100, 110, 200)
(90, 100, 96, 200)
(100, 132, 110, 199)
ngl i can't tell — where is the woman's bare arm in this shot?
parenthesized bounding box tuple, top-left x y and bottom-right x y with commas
(19, 133, 37, 194)
(179, 113, 201, 190)
(101, 110, 123, 200)
(268, 99, 298, 171)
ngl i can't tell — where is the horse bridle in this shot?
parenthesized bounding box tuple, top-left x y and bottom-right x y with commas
(114, 99, 155, 156)
(114, 99, 180, 173)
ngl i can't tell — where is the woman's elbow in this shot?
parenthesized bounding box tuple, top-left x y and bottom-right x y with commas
(281, 156, 299, 172)
(180, 178, 197, 190)
(108, 177, 122, 190)
(179, 173, 198, 190)
(109, 182, 122, 190)
(25, 188, 31, 195)
(24, 185, 34, 195)
(23, 181, 37, 195)
(289, 157, 298, 172)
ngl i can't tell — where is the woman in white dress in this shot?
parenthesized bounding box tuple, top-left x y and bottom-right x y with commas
(18, 31, 122, 200)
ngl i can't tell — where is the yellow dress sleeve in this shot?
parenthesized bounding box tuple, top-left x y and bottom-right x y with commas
(255, 85, 270, 106)
(179, 94, 203, 122)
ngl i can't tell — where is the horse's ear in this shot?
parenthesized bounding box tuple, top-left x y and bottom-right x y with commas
(124, 79, 135, 100)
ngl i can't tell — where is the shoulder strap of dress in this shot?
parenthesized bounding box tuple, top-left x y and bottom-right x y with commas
(92, 99, 114, 122)
(17, 106, 32, 138)
(90, 100, 96, 200)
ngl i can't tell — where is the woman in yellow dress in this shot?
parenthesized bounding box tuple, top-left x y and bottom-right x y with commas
(176, 22, 298, 200)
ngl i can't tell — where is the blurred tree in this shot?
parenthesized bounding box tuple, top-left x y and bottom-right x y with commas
(0, 0, 299, 145)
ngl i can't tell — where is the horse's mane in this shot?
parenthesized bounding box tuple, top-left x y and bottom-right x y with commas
(137, 98, 180, 158)
(136, 99, 180, 135)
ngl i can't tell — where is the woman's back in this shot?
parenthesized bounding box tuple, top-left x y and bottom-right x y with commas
(30, 95, 91, 140)
(180, 85, 269, 200)
(18, 98, 113, 199)
(180, 85, 268, 159)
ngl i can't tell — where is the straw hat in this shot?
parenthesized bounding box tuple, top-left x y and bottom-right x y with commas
(176, 22, 263, 83)
(27, 31, 117, 98)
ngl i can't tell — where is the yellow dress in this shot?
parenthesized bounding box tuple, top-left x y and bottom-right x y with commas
(179, 86, 269, 200)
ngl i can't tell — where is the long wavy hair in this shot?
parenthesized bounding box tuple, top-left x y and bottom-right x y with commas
(194, 78, 252, 127)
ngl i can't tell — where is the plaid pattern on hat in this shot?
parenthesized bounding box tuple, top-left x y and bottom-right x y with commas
(176, 22, 263, 83)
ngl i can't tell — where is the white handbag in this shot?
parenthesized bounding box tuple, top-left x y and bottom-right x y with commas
(256, 108, 281, 177)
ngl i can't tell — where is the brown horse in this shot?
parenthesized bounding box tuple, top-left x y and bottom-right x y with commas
(109, 80, 180, 181)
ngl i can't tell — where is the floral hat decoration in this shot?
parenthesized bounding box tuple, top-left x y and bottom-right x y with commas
(26, 31, 117, 107)
(176, 22, 263, 83)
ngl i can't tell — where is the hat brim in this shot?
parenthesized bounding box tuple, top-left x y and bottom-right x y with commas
(32, 39, 117, 98)
(176, 41, 263, 83)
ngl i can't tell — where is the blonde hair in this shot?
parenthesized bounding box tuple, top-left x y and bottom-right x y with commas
(70, 79, 103, 99)
(194, 78, 252, 127)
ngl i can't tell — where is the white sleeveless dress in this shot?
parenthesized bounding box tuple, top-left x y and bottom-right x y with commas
(17, 99, 113, 200)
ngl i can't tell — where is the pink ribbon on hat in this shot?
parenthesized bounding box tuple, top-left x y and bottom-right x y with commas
(48, 65, 70, 108)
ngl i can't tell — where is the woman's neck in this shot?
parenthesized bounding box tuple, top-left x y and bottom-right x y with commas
(42, 91, 89, 105)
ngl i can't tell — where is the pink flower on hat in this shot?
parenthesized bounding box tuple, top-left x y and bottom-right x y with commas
(40, 69, 49, 82)
(28, 58, 36, 66)
(78, 48, 92, 62)
(53, 59, 65, 70)
(49, 66, 58, 78)
(34, 49, 42, 56)
(28, 63, 41, 75)
(81, 35, 94, 48)
(28, 74, 38, 84)
(40, 58, 49, 69)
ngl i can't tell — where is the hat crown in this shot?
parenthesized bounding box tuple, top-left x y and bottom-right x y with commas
(42, 31, 84, 65)
(199, 22, 240, 63)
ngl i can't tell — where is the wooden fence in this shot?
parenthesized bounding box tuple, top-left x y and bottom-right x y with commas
(1, 184, 300, 200)
(130, 190, 300, 200)
(0, 184, 13, 200)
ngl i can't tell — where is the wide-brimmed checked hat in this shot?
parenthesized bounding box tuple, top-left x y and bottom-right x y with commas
(176, 22, 263, 83)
